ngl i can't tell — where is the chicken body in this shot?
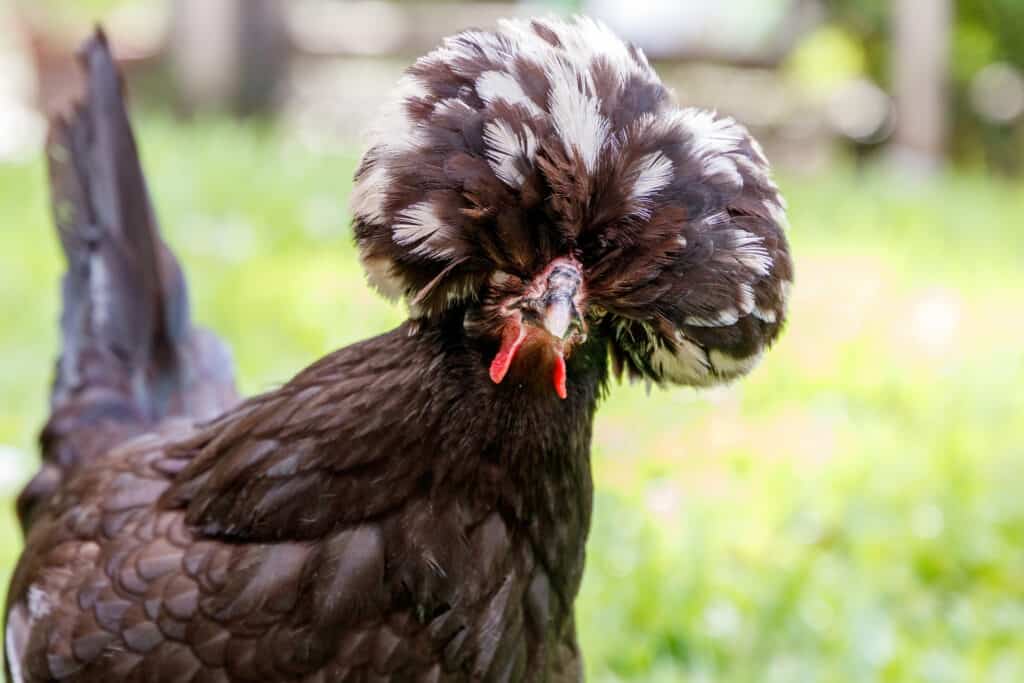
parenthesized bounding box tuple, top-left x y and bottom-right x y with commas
(5, 32, 610, 682)
(9, 321, 607, 682)
(8, 14, 794, 683)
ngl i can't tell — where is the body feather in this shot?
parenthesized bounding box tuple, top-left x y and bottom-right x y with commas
(6, 17, 791, 682)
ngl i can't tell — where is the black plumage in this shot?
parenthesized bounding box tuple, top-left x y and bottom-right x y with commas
(6, 17, 791, 682)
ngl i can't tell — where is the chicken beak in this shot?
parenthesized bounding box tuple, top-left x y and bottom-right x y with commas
(489, 259, 584, 400)
(542, 294, 580, 341)
(542, 295, 581, 400)
(538, 264, 584, 400)
(539, 261, 583, 342)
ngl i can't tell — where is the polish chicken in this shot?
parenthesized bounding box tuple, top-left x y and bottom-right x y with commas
(5, 18, 792, 682)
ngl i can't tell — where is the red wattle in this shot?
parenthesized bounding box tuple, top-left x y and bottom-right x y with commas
(553, 352, 567, 400)
(489, 324, 526, 385)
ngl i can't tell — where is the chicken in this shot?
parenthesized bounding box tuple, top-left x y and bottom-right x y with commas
(5, 18, 792, 683)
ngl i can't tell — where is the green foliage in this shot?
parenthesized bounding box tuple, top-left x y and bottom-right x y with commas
(825, 0, 1024, 82)
(1, 115, 1022, 681)
(959, 0, 1024, 71)
(33, 0, 151, 22)
(786, 25, 868, 96)
(820, 0, 889, 84)
(820, 0, 1024, 171)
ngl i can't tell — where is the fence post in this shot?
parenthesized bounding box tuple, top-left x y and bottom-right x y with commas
(168, 0, 288, 115)
(890, 0, 952, 170)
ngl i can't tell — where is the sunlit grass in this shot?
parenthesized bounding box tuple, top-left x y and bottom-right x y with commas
(0, 113, 1022, 681)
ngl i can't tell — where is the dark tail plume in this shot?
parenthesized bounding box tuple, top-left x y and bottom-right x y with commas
(18, 30, 238, 530)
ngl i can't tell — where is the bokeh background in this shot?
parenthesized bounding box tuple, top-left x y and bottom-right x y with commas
(1, 0, 1023, 681)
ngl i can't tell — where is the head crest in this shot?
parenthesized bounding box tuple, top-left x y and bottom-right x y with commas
(352, 16, 678, 312)
(351, 16, 792, 388)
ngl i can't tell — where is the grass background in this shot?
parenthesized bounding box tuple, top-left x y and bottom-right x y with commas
(1, 113, 1023, 681)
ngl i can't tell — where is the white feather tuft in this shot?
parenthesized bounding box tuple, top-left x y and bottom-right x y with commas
(360, 253, 405, 300)
(709, 349, 764, 378)
(392, 202, 455, 259)
(672, 109, 746, 160)
(719, 228, 773, 277)
(521, 16, 650, 84)
(369, 74, 430, 155)
(703, 155, 743, 188)
(629, 152, 675, 212)
(685, 308, 740, 328)
(476, 71, 544, 118)
(753, 306, 778, 324)
(666, 108, 761, 190)
(737, 282, 756, 315)
(546, 59, 610, 172)
(483, 119, 538, 188)
(650, 336, 713, 386)
(446, 30, 509, 69)
(350, 164, 391, 224)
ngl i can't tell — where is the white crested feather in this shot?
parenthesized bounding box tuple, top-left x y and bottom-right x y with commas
(737, 282, 756, 315)
(685, 308, 741, 328)
(360, 252, 405, 300)
(526, 16, 650, 84)
(654, 334, 764, 385)
(720, 228, 773, 277)
(392, 201, 454, 259)
(370, 17, 663, 186)
(709, 348, 764, 378)
(753, 305, 778, 324)
(483, 119, 538, 188)
(669, 109, 756, 188)
(546, 59, 609, 172)
(494, 18, 556, 58)
(350, 164, 391, 224)
(370, 74, 430, 155)
(444, 30, 509, 70)
(628, 151, 674, 211)
(673, 109, 746, 159)
(475, 70, 544, 118)
(651, 336, 713, 386)
(703, 154, 742, 188)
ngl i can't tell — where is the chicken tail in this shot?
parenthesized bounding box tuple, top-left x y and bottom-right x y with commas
(18, 30, 239, 530)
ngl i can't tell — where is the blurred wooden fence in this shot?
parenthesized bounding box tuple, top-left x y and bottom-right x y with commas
(9, 0, 957, 171)
(21, 0, 818, 115)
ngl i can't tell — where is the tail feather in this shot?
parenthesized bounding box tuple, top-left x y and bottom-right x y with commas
(48, 29, 183, 412)
(19, 30, 238, 531)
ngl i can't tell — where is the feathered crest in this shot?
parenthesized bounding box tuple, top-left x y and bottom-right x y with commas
(352, 15, 792, 386)
(352, 16, 667, 310)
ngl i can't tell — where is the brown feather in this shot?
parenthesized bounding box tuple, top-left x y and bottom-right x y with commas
(7, 17, 791, 683)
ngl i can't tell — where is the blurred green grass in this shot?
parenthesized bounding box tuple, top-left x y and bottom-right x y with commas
(0, 114, 1023, 682)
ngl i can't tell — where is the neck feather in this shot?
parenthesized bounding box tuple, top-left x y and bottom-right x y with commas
(389, 316, 607, 512)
